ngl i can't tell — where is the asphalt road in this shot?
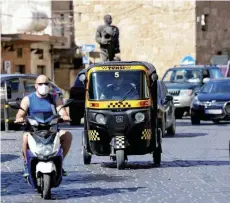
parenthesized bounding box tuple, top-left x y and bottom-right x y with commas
(1, 119, 230, 203)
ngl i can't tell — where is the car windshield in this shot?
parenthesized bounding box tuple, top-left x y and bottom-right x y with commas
(201, 81, 230, 93)
(88, 71, 150, 100)
(209, 68, 224, 78)
(163, 69, 202, 83)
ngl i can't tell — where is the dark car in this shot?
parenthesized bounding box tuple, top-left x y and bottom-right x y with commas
(162, 65, 224, 119)
(1, 74, 64, 126)
(157, 81, 176, 137)
(190, 78, 230, 125)
(69, 69, 86, 125)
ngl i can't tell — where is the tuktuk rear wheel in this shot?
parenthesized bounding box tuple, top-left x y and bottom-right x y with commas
(42, 174, 51, 200)
(83, 148, 92, 165)
(153, 145, 161, 166)
(116, 150, 125, 170)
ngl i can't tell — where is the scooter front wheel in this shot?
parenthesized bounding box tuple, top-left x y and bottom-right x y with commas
(42, 174, 51, 199)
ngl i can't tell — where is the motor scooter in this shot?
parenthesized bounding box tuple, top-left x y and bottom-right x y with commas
(8, 99, 73, 199)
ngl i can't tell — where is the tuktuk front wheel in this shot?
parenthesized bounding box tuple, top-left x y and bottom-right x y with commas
(116, 150, 125, 170)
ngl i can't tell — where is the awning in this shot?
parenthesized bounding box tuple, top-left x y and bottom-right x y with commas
(1, 34, 66, 44)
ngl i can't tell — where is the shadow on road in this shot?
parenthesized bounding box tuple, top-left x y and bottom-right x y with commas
(165, 132, 208, 138)
(101, 159, 230, 170)
(52, 186, 145, 200)
(161, 160, 230, 167)
(176, 120, 230, 127)
(62, 172, 130, 185)
(1, 138, 17, 141)
(1, 154, 20, 163)
(1, 171, 143, 199)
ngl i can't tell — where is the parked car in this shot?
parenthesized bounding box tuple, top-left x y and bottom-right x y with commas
(157, 81, 176, 137)
(162, 65, 224, 119)
(190, 78, 230, 125)
(0, 74, 64, 127)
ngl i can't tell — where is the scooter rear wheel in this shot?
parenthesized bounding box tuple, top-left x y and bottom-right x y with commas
(42, 174, 51, 199)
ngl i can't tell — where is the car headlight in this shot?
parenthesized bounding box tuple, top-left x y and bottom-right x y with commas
(95, 114, 106, 124)
(36, 143, 54, 156)
(224, 102, 230, 115)
(180, 89, 193, 96)
(193, 96, 203, 106)
(135, 112, 145, 122)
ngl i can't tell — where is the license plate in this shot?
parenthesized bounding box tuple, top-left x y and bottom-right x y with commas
(205, 109, 222, 114)
(115, 116, 124, 123)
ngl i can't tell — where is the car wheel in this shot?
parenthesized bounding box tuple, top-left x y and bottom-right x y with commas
(167, 119, 176, 136)
(159, 118, 166, 138)
(191, 115, 200, 125)
(212, 119, 220, 124)
(175, 110, 183, 119)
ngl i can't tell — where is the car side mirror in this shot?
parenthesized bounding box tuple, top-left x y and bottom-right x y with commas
(194, 89, 200, 96)
(164, 94, 173, 104)
(203, 78, 210, 84)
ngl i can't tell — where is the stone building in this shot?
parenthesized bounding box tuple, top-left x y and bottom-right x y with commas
(1, 0, 66, 80)
(73, 0, 230, 77)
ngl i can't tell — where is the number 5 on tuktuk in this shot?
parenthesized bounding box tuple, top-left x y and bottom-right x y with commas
(78, 61, 162, 169)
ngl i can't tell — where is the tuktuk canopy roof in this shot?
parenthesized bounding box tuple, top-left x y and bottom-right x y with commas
(79, 61, 157, 76)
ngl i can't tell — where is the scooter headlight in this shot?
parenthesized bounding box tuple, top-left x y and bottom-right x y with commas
(36, 143, 54, 156)
(95, 114, 106, 124)
(135, 112, 145, 122)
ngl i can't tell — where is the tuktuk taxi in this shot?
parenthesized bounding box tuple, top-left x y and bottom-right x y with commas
(78, 61, 162, 169)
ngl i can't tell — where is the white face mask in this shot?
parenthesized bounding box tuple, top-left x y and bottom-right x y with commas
(37, 84, 49, 96)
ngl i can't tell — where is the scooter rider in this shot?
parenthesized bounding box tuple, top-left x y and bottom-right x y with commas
(15, 75, 72, 177)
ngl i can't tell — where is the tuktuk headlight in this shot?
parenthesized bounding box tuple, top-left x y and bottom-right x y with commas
(95, 114, 106, 124)
(224, 102, 230, 115)
(135, 112, 145, 122)
(36, 143, 54, 156)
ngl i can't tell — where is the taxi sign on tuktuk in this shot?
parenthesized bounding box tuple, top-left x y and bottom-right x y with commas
(79, 61, 162, 169)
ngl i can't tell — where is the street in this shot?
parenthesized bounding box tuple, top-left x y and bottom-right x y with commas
(1, 119, 230, 203)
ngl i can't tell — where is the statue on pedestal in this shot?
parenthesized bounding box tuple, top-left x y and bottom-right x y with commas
(95, 14, 120, 62)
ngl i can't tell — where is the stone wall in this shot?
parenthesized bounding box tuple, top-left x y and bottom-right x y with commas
(73, 0, 196, 77)
(196, 1, 230, 64)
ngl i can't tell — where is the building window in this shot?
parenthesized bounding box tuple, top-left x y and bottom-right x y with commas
(37, 49, 44, 60)
(37, 65, 45, 74)
(17, 48, 23, 58)
(15, 65, 25, 73)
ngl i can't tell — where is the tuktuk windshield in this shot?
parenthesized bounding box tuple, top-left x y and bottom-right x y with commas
(88, 71, 150, 100)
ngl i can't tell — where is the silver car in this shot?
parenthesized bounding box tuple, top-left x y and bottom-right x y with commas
(162, 65, 224, 119)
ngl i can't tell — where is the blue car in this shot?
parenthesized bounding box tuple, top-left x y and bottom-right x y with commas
(190, 78, 230, 124)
